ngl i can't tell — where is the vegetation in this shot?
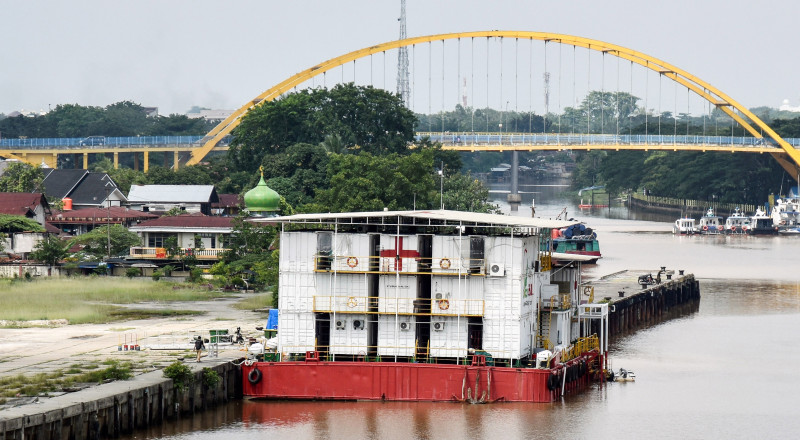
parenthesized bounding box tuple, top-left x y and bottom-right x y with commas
(0, 162, 44, 193)
(0, 278, 224, 325)
(68, 224, 141, 260)
(29, 235, 69, 267)
(163, 361, 194, 391)
(201, 368, 221, 388)
(0, 214, 45, 233)
(0, 360, 133, 400)
(233, 292, 274, 311)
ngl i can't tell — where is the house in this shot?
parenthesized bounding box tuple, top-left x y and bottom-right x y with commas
(40, 169, 127, 209)
(211, 194, 244, 216)
(0, 192, 50, 225)
(46, 206, 157, 236)
(127, 185, 219, 215)
(128, 213, 232, 262)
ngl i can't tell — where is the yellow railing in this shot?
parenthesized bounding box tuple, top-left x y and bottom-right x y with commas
(129, 246, 228, 260)
(312, 295, 484, 317)
(561, 335, 600, 362)
(314, 254, 488, 275)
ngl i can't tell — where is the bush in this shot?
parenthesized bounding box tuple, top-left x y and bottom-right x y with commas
(125, 267, 142, 278)
(189, 267, 203, 283)
(163, 361, 193, 391)
(162, 265, 176, 276)
(202, 367, 221, 388)
(151, 269, 163, 281)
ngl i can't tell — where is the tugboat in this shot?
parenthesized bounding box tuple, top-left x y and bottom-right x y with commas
(673, 217, 696, 235)
(551, 223, 601, 264)
(697, 208, 724, 235)
(749, 207, 779, 235)
(724, 207, 751, 234)
(243, 210, 610, 403)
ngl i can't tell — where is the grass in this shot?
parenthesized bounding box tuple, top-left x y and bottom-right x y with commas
(0, 360, 134, 399)
(0, 278, 229, 325)
(233, 292, 274, 311)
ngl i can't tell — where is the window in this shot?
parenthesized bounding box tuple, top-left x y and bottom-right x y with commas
(148, 233, 175, 248)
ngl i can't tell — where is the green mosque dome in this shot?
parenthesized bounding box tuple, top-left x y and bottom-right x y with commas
(244, 169, 281, 214)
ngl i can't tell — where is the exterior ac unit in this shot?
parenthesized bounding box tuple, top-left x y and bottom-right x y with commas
(432, 321, 445, 332)
(487, 263, 505, 277)
(434, 292, 443, 300)
(335, 319, 346, 330)
(399, 321, 411, 331)
(353, 319, 364, 330)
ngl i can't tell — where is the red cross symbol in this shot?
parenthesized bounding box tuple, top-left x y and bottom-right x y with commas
(379, 237, 420, 271)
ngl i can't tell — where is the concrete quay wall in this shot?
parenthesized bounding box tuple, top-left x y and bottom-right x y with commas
(0, 360, 241, 440)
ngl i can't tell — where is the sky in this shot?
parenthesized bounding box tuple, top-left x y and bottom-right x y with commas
(2, 0, 798, 118)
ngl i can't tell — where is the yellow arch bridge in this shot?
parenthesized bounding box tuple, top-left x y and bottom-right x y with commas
(2, 31, 799, 177)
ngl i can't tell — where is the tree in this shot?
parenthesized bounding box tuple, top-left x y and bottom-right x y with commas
(69, 224, 141, 260)
(0, 163, 45, 193)
(30, 235, 69, 267)
(0, 214, 45, 233)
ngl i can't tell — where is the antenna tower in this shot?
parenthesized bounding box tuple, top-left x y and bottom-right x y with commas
(396, 0, 410, 108)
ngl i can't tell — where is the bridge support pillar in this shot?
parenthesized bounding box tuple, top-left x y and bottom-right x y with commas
(144, 151, 149, 173)
(83, 153, 88, 170)
(507, 150, 521, 211)
(174, 151, 179, 170)
(134, 153, 139, 171)
(113, 152, 119, 170)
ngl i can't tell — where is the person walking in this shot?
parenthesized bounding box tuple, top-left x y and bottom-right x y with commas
(194, 336, 205, 362)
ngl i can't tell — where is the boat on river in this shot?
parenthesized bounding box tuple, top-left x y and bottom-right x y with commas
(243, 210, 609, 403)
(724, 207, 751, 234)
(673, 217, 696, 235)
(698, 208, 724, 234)
(749, 207, 779, 235)
(550, 223, 601, 263)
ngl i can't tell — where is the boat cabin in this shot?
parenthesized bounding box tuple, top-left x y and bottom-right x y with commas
(673, 218, 696, 235)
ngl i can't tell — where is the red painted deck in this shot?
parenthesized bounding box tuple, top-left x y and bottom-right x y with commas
(243, 352, 599, 403)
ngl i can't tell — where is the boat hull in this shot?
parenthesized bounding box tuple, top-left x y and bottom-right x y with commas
(243, 353, 599, 403)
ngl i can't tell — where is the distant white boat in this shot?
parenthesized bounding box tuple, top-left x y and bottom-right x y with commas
(673, 217, 696, 235)
(724, 207, 750, 234)
(698, 208, 724, 234)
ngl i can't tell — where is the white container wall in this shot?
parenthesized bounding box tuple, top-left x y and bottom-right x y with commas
(548, 310, 573, 349)
(379, 235, 419, 273)
(332, 233, 370, 272)
(378, 274, 418, 314)
(429, 317, 469, 358)
(280, 232, 318, 272)
(431, 235, 468, 274)
(377, 315, 416, 357)
(430, 277, 484, 316)
(277, 311, 316, 355)
(330, 314, 369, 356)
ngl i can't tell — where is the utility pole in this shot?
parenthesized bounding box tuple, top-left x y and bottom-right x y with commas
(396, 0, 410, 108)
(105, 181, 113, 260)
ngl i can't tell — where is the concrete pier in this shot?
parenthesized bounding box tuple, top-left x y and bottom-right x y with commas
(584, 269, 700, 339)
(0, 360, 240, 440)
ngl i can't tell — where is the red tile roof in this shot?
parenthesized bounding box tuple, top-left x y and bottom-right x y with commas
(213, 194, 243, 208)
(0, 193, 48, 216)
(47, 206, 158, 223)
(134, 213, 233, 228)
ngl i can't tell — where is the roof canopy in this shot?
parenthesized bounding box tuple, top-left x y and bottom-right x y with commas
(250, 209, 577, 230)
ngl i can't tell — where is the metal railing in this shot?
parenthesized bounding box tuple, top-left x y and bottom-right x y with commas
(128, 247, 228, 260)
(312, 295, 484, 316)
(0, 135, 231, 149)
(313, 254, 487, 275)
(630, 193, 758, 214)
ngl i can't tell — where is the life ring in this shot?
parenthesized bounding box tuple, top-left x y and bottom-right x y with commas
(438, 299, 450, 310)
(743, 225, 749, 230)
(346, 257, 358, 268)
(440, 258, 451, 269)
(347, 297, 358, 308)
(248, 368, 262, 385)
(702, 225, 708, 231)
(730, 226, 736, 232)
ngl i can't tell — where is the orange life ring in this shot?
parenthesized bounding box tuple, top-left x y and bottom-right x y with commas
(346, 257, 358, 268)
(730, 226, 736, 232)
(743, 225, 749, 230)
(438, 299, 450, 310)
(440, 258, 451, 269)
(347, 297, 358, 308)
(702, 225, 708, 231)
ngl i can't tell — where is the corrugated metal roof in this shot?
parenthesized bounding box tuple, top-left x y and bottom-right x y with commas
(252, 209, 577, 229)
(127, 185, 217, 203)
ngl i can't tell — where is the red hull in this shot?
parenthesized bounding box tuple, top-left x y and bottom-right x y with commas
(243, 352, 599, 403)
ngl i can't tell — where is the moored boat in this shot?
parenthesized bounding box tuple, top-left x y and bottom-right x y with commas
(673, 217, 696, 235)
(550, 223, 601, 264)
(697, 208, 724, 234)
(243, 210, 610, 403)
(749, 207, 779, 235)
(724, 207, 751, 234)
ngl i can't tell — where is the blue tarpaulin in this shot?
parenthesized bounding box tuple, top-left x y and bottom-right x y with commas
(266, 309, 279, 330)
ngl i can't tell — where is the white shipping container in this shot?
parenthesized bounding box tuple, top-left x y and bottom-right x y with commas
(277, 311, 316, 355)
(377, 315, 416, 357)
(429, 317, 469, 358)
(379, 235, 420, 273)
(378, 275, 417, 314)
(331, 234, 371, 272)
(330, 314, 369, 355)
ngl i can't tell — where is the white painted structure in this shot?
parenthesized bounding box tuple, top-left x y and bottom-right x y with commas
(256, 210, 590, 364)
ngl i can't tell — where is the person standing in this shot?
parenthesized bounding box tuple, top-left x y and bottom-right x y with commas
(194, 336, 205, 362)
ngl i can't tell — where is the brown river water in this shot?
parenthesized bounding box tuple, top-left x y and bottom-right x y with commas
(125, 188, 800, 439)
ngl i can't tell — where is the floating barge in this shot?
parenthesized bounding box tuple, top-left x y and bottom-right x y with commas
(244, 210, 611, 403)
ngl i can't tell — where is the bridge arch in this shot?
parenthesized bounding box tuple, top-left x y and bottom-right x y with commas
(188, 31, 800, 172)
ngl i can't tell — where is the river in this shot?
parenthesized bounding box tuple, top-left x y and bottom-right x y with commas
(125, 185, 800, 439)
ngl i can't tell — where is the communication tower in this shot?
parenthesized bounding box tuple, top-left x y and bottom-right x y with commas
(397, 0, 410, 108)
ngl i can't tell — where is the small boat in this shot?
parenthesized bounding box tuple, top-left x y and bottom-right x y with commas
(551, 223, 601, 263)
(673, 217, 696, 235)
(611, 368, 636, 382)
(772, 197, 800, 229)
(749, 207, 779, 235)
(724, 207, 751, 234)
(697, 208, 724, 235)
(778, 227, 800, 236)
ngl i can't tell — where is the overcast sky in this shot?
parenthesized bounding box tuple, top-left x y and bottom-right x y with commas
(2, 0, 798, 117)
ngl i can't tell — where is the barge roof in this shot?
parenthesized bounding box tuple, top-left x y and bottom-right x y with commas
(251, 209, 578, 230)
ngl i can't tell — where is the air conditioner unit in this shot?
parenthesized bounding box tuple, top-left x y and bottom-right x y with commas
(399, 321, 411, 331)
(434, 292, 443, 300)
(335, 319, 346, 330)
(432, 321, 445, 332)
(353, 319, 364, 330)
(487, 263, 505, 277)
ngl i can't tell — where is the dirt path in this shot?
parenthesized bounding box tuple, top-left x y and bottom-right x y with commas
(0, 294, 267, 378)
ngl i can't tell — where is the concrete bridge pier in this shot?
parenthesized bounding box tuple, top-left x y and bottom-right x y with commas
(507, 150, 521, 211)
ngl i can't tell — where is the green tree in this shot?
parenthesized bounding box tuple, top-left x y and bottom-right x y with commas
(69, 224, 141, 260)
(30, 235, 69, 267)
(0, 214, 45, 233)
(0, 163, 45, 193)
